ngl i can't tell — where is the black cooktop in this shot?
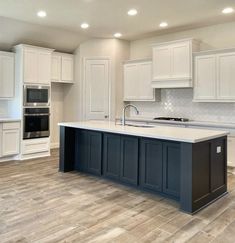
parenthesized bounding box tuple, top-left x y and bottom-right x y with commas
(153, 117, 189, 122)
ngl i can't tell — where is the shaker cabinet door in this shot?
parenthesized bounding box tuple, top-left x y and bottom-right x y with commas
(140, 139, 163, 192)
(61, 56, 74, 82)
(0, 53, 14, 98)
(24, 48, 38, 83)
(217, 52, 235, 100)
(103, 133, 121, 180)
(120, 136, 139, 186)
(194, 55, 217, 101)
(153, 45, 171, 81)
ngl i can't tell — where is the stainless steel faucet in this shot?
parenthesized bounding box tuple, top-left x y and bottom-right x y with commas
(122, 104, 139, 126)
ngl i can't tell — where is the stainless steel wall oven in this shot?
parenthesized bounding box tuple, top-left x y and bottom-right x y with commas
(23, 108, 50, 139)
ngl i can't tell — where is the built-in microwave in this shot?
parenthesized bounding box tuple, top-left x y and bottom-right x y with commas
(23, 85, 50, 107)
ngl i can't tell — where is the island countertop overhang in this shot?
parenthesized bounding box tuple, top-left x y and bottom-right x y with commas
(58, 121, 229, 143)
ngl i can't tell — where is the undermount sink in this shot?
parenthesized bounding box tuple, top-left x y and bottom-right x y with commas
(126, 124, 155, 128)
(116, 123, 155, 128)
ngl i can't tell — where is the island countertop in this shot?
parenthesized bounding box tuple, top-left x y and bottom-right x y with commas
(59, 121, 229, 143)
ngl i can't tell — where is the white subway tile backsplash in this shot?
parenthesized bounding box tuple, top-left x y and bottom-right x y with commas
(131, 89, 235, 123)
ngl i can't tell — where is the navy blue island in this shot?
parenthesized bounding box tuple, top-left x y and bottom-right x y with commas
(59, 121, 229, 214)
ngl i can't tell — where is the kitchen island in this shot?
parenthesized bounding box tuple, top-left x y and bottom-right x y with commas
(59, 121, 229, 214)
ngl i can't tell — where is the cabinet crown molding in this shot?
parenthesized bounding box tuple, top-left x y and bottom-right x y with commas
(123, 58, 152, 64)
(14, 44, 55, 53)
(151, 38, 200, 47)
(194, 47, 235, 56)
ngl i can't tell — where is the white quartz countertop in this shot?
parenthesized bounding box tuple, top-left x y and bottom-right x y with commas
(0, 118, 21, 122)
(59, 121, 229, 143)
(124, 117, 235, 129)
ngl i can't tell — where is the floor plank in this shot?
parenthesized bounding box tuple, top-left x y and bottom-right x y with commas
(0, 149, 235, 243)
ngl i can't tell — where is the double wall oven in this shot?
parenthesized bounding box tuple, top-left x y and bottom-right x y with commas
(23, 85, 50, 139)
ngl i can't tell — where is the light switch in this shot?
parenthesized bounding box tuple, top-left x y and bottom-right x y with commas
(217, 146, 222, 154)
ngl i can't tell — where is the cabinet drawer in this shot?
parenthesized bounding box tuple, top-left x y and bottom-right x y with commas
(22, 138, 50, 155)
(3, 122, 20, 130)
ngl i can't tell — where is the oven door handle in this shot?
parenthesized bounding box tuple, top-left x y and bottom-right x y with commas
(24, 113, 50, 116)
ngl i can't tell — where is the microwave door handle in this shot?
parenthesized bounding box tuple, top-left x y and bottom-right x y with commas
(24, 113, 50, 116)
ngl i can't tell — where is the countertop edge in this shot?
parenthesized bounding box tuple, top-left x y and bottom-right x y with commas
(58, 122, 229, 144)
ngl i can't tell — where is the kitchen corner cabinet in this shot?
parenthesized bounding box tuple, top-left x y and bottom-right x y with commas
(152, 39, 200, 88)
(0, 51, 14, 99)
(124, 60, 160, 101)
(14, 44, 54, 85)
(51, 52, 74, 83)
(0, 122, 20, 157)
(194, 49, 235, 102)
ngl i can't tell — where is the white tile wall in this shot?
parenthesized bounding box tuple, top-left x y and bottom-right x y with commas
(130, 89, 235, 123)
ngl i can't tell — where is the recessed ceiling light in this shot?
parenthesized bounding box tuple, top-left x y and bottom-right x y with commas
(222, 7, 234, 14)
(114, 33, 122, 38)
(37, 10, 47, 18)
(159, 22, 168, 28)
(128, 9, 138, 16)
(81, 23, 89, 29)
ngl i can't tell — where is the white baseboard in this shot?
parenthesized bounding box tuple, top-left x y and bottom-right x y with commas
(19, 151, 51, 161)
(50, 142, 59, 149)
(228, 166, 235, 175)
(0, 155, 19, 163)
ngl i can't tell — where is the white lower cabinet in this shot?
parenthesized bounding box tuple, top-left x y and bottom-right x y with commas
(0, 122, 20, 158)
(228, 136, 235, 167)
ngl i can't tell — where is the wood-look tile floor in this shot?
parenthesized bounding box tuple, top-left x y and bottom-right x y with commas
(1, 149, 235, 243)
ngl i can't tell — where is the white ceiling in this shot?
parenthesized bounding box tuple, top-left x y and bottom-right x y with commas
(0, 0, 235, 41)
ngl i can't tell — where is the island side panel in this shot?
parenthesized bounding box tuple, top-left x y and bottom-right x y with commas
(180, 136, 227, 214)
(180, 143, 193, 213)
(59, 126, 76, 172)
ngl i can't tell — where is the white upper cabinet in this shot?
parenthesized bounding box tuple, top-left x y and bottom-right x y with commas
(194, 49, 235, 102)
(124, 60, 160, 101)
(217, 52, 235, 100)
(51, 55, 61, 81)
(0, 52, 14, 99)
(194, 55, 217, 100)
(24, 48, 38, 83)
(37, 51, 52, 84)
(51, 52, 74, 83)
(15, 44, 54, 85)
(153, 46, 171, 80)
(152, 39, 200, 88)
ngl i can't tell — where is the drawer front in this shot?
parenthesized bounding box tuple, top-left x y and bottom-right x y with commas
(3, 122, 20, 130)
(22, 138, 50, 155)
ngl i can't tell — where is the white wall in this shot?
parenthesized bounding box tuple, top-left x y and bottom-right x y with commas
(63, 38, 130, 122)
(50, 83, 64, 148)
(129, 21, 235, 122)
(0, 101, 8, 117)
(0, 16, 88, 53)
